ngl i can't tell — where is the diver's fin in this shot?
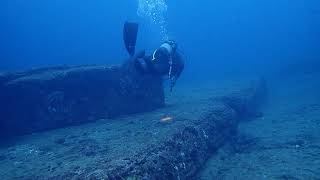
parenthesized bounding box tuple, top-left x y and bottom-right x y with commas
(123, 22, 139, 57)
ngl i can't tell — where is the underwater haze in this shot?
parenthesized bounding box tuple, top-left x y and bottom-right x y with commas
(0, 0, 320, 179)
(1, 0, 319, 76)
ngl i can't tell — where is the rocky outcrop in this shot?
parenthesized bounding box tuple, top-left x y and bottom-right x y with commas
(0, 61, 164, 138)
(99, 79, 267, 180)
(0, 77, 267, 180)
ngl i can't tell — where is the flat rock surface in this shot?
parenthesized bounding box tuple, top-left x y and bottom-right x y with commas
(0, 64, 164, 138)
(0, 78, 251, 179)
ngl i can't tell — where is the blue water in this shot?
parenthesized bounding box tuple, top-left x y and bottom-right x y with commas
(0, 0, 320, 179)
(1, 0, 319, 75)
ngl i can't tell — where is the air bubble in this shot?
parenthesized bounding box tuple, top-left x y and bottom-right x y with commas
(137, 0, 169, 40)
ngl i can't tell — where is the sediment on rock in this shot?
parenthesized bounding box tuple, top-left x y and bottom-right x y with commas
(0, 61, 164, 138)
(0, 61, 267, 179)
(54, 78, 267, 180)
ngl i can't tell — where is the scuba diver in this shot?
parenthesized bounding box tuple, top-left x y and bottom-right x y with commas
(123, 22, 185, 92)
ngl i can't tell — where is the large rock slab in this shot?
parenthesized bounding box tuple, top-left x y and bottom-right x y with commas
(0, 78, 267, 180)
(102, 78, 267, 180)
(0, 61, 164, 138)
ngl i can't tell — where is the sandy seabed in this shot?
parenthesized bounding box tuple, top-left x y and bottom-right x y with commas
(200, 72, 320, 179)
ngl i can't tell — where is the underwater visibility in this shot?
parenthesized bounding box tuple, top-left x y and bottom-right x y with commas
(0, 0, 319, 179)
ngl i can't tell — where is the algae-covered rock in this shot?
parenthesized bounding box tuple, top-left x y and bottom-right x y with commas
(0, 61, 164, 138)
(0, 78, 267, 180)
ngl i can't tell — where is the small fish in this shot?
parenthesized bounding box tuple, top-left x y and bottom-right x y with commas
(160, 116, 173, 122)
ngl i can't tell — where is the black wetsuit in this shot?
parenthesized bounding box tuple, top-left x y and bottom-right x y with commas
(133, 45, 184, 92)
(135, 47, 184, 80)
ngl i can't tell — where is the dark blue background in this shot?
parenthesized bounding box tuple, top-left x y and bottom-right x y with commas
(0, 0, 319, 78)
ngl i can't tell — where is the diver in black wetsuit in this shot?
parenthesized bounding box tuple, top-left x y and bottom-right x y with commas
(123, 22, 185, 91)
(134, 40, 184, 91)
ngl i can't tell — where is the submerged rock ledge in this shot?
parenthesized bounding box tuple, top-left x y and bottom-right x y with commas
(100, 79, 267, 180)
(0, 62, 164, 138)
(0, 62, 266, 179)
(4, 78, 266, 180)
